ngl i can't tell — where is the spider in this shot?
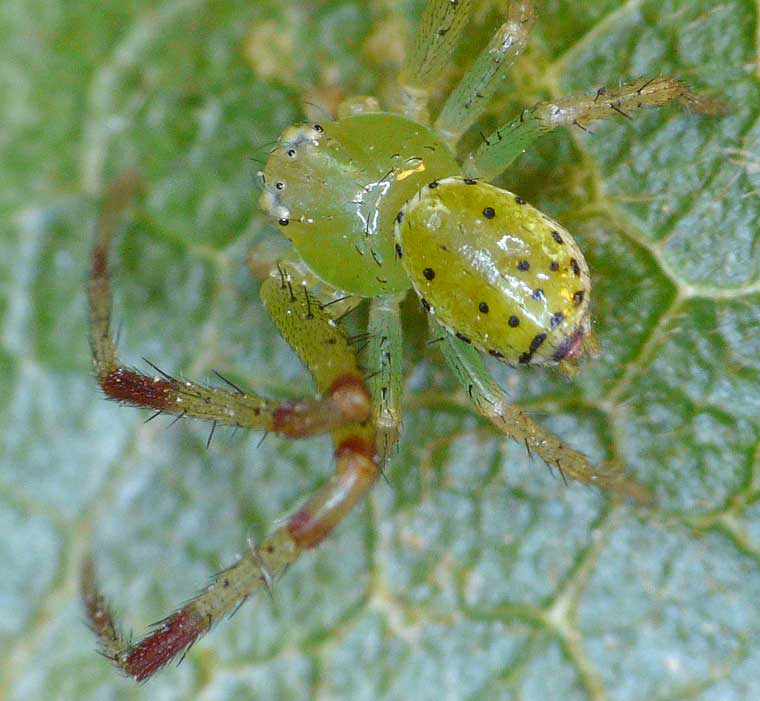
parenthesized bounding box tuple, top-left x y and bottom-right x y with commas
(82, 0, 719, 682)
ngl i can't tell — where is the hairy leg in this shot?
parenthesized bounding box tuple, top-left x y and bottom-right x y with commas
(464, 76, 723, 181)
(84, 265, 380, 681)
(248, 244, 362, 322)
(366, 294, 405, 467)
(392, 0, 475, 123)
(434, 321, 652, 503)
(89, 177, 366, 439)
(84, 185, 381, 681)
(434, 0, 535, 147)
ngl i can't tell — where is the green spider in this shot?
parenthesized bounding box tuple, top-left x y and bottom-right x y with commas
(83, 0, 718, 682)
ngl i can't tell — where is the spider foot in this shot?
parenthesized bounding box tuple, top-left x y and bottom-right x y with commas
(81, 556, 210, 682)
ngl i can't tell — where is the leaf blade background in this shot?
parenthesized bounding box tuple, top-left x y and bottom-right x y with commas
(1, 1, 759, 699)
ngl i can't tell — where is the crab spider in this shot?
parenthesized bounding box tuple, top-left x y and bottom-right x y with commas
(83, 0, 719, 682)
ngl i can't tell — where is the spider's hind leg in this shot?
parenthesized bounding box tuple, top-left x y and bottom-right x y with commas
(366, 293, 405, 468)
(434, 321, 653, 504)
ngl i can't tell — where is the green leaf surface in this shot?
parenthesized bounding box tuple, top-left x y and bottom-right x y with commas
(1, 1, 759, 699)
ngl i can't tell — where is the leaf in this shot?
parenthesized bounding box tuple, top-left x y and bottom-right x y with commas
(1, 1, 759, 699)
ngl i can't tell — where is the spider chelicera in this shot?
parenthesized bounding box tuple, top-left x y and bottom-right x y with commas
(82, 0, 718, 682)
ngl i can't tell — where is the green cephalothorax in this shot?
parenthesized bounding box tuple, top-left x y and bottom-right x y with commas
(395, 177, 591, 366)
(259, 113, 459, 296)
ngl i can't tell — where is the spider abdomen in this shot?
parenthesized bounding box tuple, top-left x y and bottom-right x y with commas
(395, 177, 592, 366)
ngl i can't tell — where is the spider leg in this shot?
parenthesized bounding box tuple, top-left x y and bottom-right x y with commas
(464, 76, 724, 181)
(84, 256, 382, 681)
(247, 245, 362, 320)
(366, 294, 405, 468)
(434, 0, 535, 147)
(392, 0, 475, 123)
(432, 320, 653, 503)
(89, 177, 368, 439)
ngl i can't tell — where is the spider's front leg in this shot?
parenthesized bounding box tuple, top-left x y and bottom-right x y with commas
(435, 322, 653, 504)
(393, 0, 534, 132)
(89, 176, 368, 439)
(84, 179, 382, 681)
(393, 0, 474, 123)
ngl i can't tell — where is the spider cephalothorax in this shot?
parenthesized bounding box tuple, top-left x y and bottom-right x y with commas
(83, 0, 717, 682)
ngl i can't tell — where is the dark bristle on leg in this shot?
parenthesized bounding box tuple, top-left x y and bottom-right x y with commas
(84, 179, 382, 681)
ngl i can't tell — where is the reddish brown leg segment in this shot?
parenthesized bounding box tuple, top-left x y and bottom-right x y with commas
(88, 176, 369, 438)
(84, 190, 381, 680)
(260, 262, 381, 550)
